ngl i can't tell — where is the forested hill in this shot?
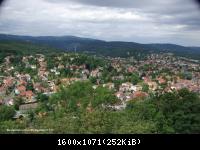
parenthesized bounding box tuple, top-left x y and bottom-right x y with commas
(0, 34, 200, 59)
(0, 40, 60, 59)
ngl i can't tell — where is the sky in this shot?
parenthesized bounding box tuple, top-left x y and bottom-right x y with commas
(0, 0, 200, 46)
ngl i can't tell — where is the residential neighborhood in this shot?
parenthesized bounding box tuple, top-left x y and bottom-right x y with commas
(0, 52, 200, 114)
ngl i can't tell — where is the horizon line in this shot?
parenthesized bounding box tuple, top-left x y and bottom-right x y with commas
(0, 33, 199, 48)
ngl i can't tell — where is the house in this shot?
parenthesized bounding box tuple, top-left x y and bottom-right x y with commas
(19, 90, 35, 103)
(80, 64, 86, 69)
(17, 80, 27, 86)
(157, 77, 166, 84)
(25, 90, 34, 101)
(4, 98, 14, 106)
(55, 71, 60, 75)
(3, 78, 14, 87)
(125, 95, 132, 101)
(92, 85, 98, 90)
(115, 91, 125, 101)
(24, 74, 31, 81)
(69, 65, 80, 70)
(50, 68, 57, 73)
(7, 66, 14, 71)
(135, 85, 143, 91)
(164, 87, 172, 93)
(15, 85, 26, 95)
(96, 79, 101, 85)
(15, 72, 21, 78)
(56, 56, 62, 61)
(58, 64, 64, 69)
(143, 77, 151, 82)
(22, 56, 28, 62)
(127, 66, 136, 73)
(132, 91, 148, 99)
(37, 112, 47, 118)
(0, 99, 3, 105)
(106, 101, 127, 111)
(30, 65, 36, 69)
(145, 81, 158, 91)
(102, 83, 115, 90)
(0, 86, 5, 95)
(82, 69, 90, 75)
(90, 69, 101, 78)
(41, 75, 48, 81)
(69, 78, 81, 82)
(50, 68, 60, 75)
(60, 78, 71, 85)
(4, 56, 10, 64)
(170, 79, 199, 93)
(119, 82, 137, 93)
(48, 81, 56, 91)
(189, 85, 200, 93)
(112, 75, 124, 81)
(34, 82, 46, 93)
(70, 57, 74, 61)
(82, 74, 88, 80)
(38, 57, 45, 62)
(44, 71, 49, 77)
(38, 70, 45, 77)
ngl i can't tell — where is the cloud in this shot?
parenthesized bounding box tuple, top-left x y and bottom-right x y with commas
(0, 0, 199, 46)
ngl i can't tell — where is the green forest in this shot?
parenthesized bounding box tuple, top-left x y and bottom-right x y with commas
(0, 81, 199, 134)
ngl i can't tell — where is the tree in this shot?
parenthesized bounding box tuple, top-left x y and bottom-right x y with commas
(79, 110, 114, 134)
(89, 77, 97, 84)
(155, 89, 200, 133)
(130, 73, 140, 85)
(26, 81, 34, 91)
(0, 106, 15, 121)
(126, 88, 200, 133)
(142, 83, 149, 92)
(37, 93, 49, 102)
(14, 97, 24, 110)
(92, 86, 117, 107)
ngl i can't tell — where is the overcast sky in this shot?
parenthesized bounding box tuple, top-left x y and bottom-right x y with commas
(0, 0, 200, 46)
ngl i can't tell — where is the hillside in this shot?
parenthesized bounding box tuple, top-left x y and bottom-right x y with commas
(147, 44, 200, 60)
(0, 40, 60, 55)
(0, 34, 200, 59)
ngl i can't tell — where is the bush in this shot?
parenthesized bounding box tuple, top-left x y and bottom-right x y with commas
(0, 106, 15, 121)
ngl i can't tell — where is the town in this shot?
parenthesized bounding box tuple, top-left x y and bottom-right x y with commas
(0, 52, 200, 118)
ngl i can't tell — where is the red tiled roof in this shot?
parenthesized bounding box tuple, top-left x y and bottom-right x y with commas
(157, 77, 166, 84)
(0, 86, 5, 92)
(143, 77, 151, 82)
(20, 90, 34, 98)
(17, 85, 26, 93)
(20, 91, 26, 96)
(25, 90, 34, 98)
(4, 78, 13, 86)
(19, 80, 27, 85)
(134, 91, 148, 98)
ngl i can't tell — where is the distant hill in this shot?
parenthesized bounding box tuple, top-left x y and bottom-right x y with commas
(0, 40, 60, 56)
(147, 44, 200, 60)
(0, 34, 200, 59)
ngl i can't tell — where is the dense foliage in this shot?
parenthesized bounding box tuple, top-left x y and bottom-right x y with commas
(0, 106, 15, 121)
(0, 40, 59, 58)
(0, 81, 199, 133)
